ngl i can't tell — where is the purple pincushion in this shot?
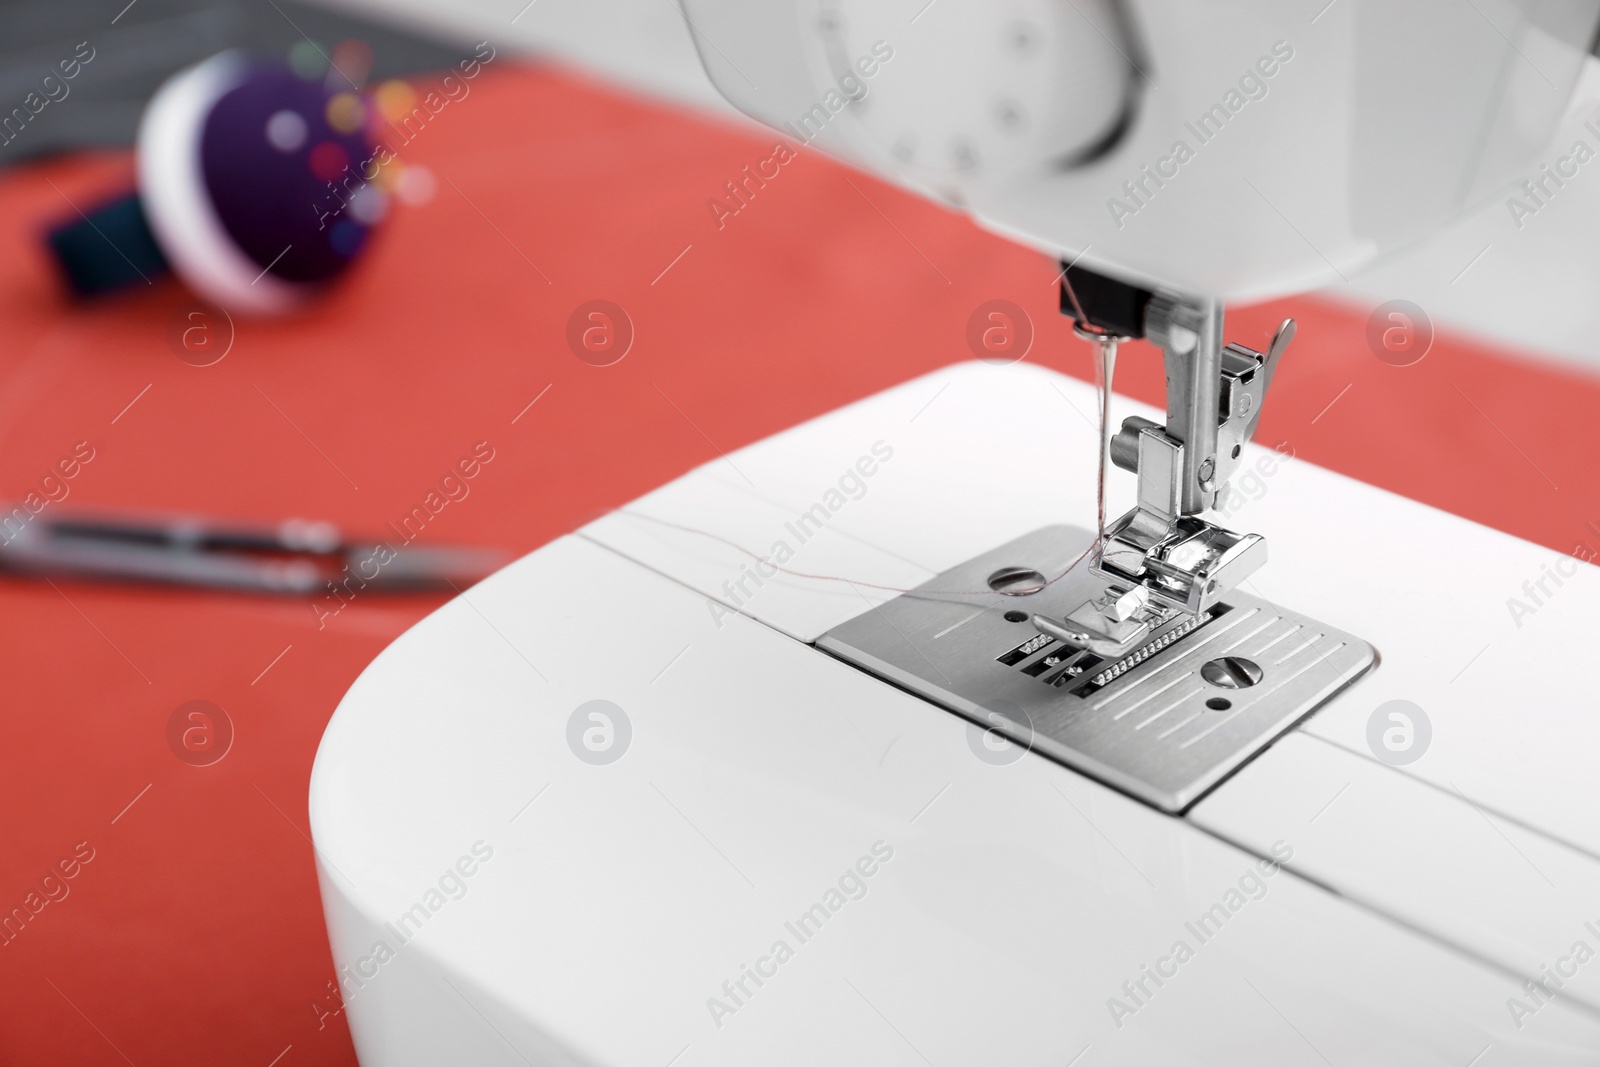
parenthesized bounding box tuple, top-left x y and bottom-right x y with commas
(199, 63, 384, 285)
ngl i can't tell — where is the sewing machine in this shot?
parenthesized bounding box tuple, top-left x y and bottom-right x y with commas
(310, 2, 1600, 1062)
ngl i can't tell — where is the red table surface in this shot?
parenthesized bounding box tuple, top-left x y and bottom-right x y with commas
(0, 61, 1595, 1065)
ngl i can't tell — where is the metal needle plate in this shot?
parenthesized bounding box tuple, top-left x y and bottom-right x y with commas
(816, 526, 1377, 813)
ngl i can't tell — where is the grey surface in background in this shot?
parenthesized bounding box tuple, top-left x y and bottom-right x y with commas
(0, 0, 465, 167)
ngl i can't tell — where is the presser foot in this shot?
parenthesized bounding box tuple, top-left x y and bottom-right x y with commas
(1096, 514, 1267, 615)
(1032, 580, 1171, 659)
(1030, 511, 1267, 660)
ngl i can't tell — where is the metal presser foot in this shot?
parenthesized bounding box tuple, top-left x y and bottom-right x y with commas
(1040, 265, 1296, 660)
(817, 264, 1375, 812)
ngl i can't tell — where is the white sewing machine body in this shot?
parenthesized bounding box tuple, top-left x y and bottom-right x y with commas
(311, 361, 1600, 1065)
(682, 0, 1600, 299)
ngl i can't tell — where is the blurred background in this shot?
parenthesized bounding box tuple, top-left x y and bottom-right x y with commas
(2, 0, 1598, 1064)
